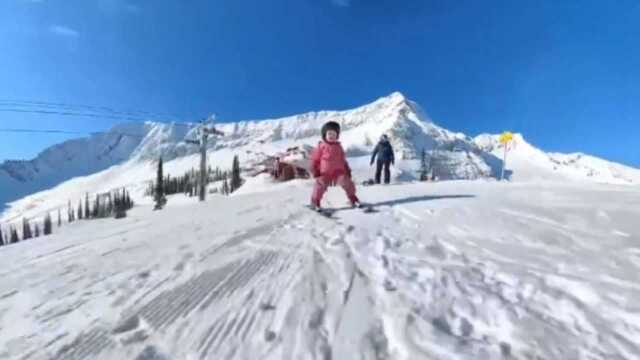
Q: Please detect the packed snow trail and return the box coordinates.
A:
[0,181,639,359]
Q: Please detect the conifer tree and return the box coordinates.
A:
[222,178,230,195]
[154,157,166,210]
[10,227,19,244]
[93,194,100,218]
[115,201,126,219]
[107,195,113,216]
[68,200,73,223]
[419,147,429,181]
[34,224,40,237]
[22,218,32,240]
[78,201,83,220]
[0,225,4,246]
[84,193,90,219]
[231,155,242,193]
[44,213,53,235]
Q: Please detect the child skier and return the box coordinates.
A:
[310,121,361,210]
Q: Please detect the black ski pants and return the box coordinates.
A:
[375,160,391,184]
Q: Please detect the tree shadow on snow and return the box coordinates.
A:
[370,194,475,208]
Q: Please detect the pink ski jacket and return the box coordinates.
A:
[310,140,351,179]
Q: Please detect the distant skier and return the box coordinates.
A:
[370,134,395,184]
[310,121,361,210]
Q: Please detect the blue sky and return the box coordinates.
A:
[0,0,638,167]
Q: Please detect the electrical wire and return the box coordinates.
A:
[0,108,205,131]
[0,108,153,122]
[0,128,155,139]
[0,98,183,121]
[0,100,218,147]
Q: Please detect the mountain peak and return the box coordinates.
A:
[388,91,407,101]
[376,91,408,107]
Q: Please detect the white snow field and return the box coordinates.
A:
[1,179,639,360]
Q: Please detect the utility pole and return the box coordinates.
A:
[186,116,224,201]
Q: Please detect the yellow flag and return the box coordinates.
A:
[499,131,513,145]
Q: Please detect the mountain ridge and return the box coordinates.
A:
[1,92,639,219]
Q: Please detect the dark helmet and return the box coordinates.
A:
[380,134,389,142]
[321,121,341,141]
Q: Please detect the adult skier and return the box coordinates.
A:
[370,134,395,184]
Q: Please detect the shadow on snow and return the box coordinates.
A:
[370,194,476,208]
[327,194,476,212]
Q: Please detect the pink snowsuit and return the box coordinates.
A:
[310,140,359,206]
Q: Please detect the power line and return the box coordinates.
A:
[0,128,87,135]
[0,108,152,122]
[0,99,183,121]
[0,120,208,139]
[0,128,148,139]
[0,98,218,130]
[0,107,203,128]
[0,100,215,142]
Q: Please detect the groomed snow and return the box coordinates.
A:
[1,179,638,359]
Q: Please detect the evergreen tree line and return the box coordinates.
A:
[148,155,244,205]
[0,225,20,246]
[145,166,231,198]
[215,155,244,196]
[70,190,134,221]
[0,189,134,247]
[0,213,54,246]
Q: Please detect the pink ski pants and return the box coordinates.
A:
[311,174,358,205]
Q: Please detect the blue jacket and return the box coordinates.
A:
[371,140,395,164]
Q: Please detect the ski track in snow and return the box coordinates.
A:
[0,181,639,359]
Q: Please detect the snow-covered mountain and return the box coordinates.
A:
[474,133,640,185]
[0,92,494,216]
[0,123,194,211]
[2,92,639,224]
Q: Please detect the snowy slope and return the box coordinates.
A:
[0,122,195,211]
[474,133,640,185]
[0,180,639,359]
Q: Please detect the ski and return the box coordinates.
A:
[306,203,376,216]
[355,203,377,213]
[305,205,336,218]
[361,205,377,213]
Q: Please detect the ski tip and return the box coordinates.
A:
[305,204,335,217]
